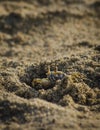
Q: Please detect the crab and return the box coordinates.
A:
[32,66,66,89]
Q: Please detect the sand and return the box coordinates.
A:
[0,0,100,130]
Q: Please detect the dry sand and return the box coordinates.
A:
[0,0,100,130]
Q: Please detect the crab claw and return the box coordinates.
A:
[32,78,51,90]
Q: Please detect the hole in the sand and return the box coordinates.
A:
[19,63,68,104]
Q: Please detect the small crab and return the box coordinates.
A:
[46,66,66,82]
[32,66,66,89]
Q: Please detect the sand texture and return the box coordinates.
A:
[0,0,100,130]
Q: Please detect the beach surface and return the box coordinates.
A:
[0,0,100,130]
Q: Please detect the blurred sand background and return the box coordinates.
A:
[0,0,100,130]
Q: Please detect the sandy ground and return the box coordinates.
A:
[0,0,100,130]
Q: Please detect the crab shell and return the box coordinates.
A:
[47,71,66,81]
